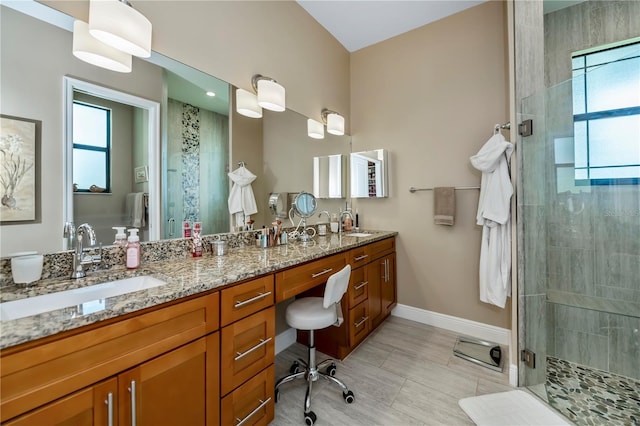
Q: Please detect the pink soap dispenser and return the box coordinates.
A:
[126,228,141,269]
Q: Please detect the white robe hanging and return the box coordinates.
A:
[470,133,513,308]
[228,165,258,228]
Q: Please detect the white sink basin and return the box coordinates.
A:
[347,233,372,237]
[1,276,167,321]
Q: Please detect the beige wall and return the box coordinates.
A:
[350,1,511,328]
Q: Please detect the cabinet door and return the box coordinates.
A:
[5,378,117,426]
[367,257,384,329]
[119,334,219,426]
[381,253,397,317]
[348,266,368,308]
[348,301,370,347]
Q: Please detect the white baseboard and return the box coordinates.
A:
[275,327,296,355]
[391,304,511,346]
[509,364,518,387]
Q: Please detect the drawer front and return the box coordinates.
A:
[221,275,274,327]
[275,253,347,302]
[0,292,219,423]
[349,246,370,268]
[348,266,368,308]
[221,365,274,426]
[368,237,395,260]
[349,302,370,347]
[220,365,275,425]
[221,307,275,396]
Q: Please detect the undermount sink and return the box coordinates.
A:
[0,275,168,321]
[347,232,372,237]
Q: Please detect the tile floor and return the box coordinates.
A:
[271,316,514,425]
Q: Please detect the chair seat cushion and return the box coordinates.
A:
[286,297,337,330]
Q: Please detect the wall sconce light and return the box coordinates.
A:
[89,0,152,58]
[307,118,325,139]
[236,88,263,118]
[251,74,286,112]
[322,109,345,136]
[72,20,132,73]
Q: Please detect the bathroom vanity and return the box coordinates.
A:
[0,232,396,425]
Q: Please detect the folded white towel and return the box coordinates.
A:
[126,192,146,228]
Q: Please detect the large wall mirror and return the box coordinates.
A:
[0,1,352,256]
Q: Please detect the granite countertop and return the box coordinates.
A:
[0,230,396,350]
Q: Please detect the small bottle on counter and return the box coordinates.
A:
[330,213,339,233]
[112,226,127,247]
[354,209,360,232]
[192,222,203,257]
[126,228,141,269]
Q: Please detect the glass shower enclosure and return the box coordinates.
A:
[518,46,640,423]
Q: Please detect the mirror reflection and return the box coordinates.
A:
[350,149,388,198]
[313,154,346,199]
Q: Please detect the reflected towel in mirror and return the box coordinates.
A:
[228,165,258,227]
[126,192,146,227]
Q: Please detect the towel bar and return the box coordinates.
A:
[409,186,480,193]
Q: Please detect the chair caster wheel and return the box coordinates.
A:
[343,390,355,404]
[326,363,337,376]
[304,410,317,425]
[290,361,301,374]
[274,388,280,403]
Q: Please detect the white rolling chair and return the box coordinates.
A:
[275,264,355,425]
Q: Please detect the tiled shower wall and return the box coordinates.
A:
[541,1,640,381]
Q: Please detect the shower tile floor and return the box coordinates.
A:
[545,356,640,425]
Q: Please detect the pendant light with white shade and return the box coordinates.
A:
[89,0,152,58]
[72,20,132,73]
[236,74,286,118]
[236,88,263,118]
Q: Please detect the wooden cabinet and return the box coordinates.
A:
[220,278,275,425]
[4,378,117,426]
[369,252,396,329]
[299,237,396,360]
[118,334,219,426]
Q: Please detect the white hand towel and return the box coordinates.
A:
[126,192,146,228]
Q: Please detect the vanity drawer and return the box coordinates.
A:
[349,246,370,268]
[221,365,274,426]
[221,275,274,327]
[275,253,347,302]
[367,237,395,260]
[221,307,275,396]
[348,266,368,308]
[349,302,370,347]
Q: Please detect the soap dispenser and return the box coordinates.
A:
[126,228,141,269]
[112,227,127,247]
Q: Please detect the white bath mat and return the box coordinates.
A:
[458,390,571,425]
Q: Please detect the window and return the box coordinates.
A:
[72,102,111,192]
[572,41,640,185]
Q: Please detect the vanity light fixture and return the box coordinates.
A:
[322,109,345,136]
[251,74,286,112]
[89,0,152,58]
[307,118,325,139]
[72,20,132,73]
[236,88,263,118]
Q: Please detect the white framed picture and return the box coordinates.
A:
[134,165,149,183]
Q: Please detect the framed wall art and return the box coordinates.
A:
[1,114,41,224]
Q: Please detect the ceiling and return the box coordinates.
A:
[296,0,587,52]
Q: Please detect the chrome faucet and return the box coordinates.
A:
[338,209,354,236]
[71,223,99,279]
[318,210,331,222]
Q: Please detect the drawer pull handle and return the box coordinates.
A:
[354,281,368,290]
[235,397,272,426]
[311,268,333,278]
[354,254,369,261]
[235,291,272,308]
[105,392,114,426]
[354,316,369,328]
[235,337,273,361]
